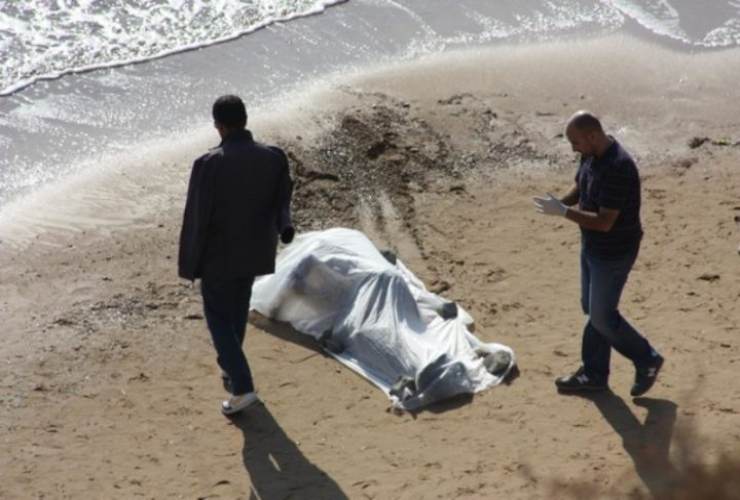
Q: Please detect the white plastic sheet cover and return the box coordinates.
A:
[251,228,516,410]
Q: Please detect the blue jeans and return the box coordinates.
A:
[201,276,256,395]
[580,246,655,382]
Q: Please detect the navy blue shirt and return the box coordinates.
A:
[576,139,643,258]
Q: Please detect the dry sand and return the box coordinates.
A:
[1,36,739,499]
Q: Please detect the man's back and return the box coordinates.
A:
[178,129,292,281]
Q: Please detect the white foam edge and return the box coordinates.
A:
[0,0,348,97]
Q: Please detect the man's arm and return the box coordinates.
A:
[564,206,620,232]
[560,183,580,206]
[269,147,295,243]
[534,191,620,232]
[277,165,294,243]
[178,155,216,280]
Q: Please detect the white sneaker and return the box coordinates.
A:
[221,392,260,415]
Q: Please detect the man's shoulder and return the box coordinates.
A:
[612,142,637,168]
[258,143,288,161]
[247,142,288,168]
[194,147,224,167]
[601,142,637,179]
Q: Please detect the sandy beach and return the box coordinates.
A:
[2,36,740,499]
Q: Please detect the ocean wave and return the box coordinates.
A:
[603,0,740,47]
[2,0,740,98]
[0,0,347,97]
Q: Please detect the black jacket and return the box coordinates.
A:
[178,129,293,281]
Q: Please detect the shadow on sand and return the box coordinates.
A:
[230,403,348,500]
[250,312,325,356]
[564,390,679,497]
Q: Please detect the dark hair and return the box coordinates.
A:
[569,112,603,133]
[212,95,247,129]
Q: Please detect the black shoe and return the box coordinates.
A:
[555,366,608,393]
[631,355,664,397]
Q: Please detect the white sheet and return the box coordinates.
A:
[251,228,515,410]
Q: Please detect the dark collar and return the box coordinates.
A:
[219,128,254,146]
[596,136,618,160]
[588,136,619,169]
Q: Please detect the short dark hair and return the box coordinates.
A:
[568,112,603,133]
[212,95,247,129]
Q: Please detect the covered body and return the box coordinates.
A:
[251,228,515,410]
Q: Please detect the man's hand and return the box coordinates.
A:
[533,193,567,217]
[280,226,295,244]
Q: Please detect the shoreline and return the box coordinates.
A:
[2,34,740,499]
[0,1,349,98]
[4,0,740,213]
[4,34,740,249]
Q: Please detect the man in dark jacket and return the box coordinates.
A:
[179,95,294,415]
[534,111,663,397]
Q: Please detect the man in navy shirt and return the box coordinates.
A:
[534,111,663,397]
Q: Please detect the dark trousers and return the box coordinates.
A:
[580,246,656,382]
[201,275,256,395]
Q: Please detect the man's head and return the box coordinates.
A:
[213,95,247,137]
[565,111,609,157]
